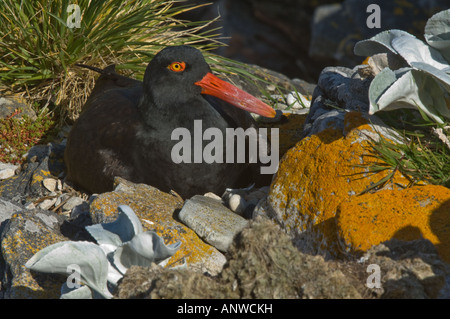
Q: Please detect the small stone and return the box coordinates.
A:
[0,163,18,180]
[203,192,222,200]
[38,198,57,210]
[42,178,57,193]
[286,92,311,109]
[178,195,249,252]
[228,194,246,215]
[62,196,85,211]
[54,193,70,207]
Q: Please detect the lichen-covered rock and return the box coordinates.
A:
[0,209,68,298]
[89,178,226,275]
[115,218,362,299]
[337,185,450,263]
[0,141,66,206]
[256,111,412,258]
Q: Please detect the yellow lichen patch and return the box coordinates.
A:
[89,179,225,274]
[1,211,67,298]
[267,112,411,257]
[337,185,450,263]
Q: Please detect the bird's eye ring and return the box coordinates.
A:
[168,61,186,72]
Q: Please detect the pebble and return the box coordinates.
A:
[178,195,249,252]
[38,198,57,210]
[62,196,85,211]
[286,92,311,109]
[0,163,18,180]
[223,186,270,217]
[228,194,247,215]
[43,178,58,192]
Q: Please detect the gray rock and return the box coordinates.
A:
[0,163,18,180]
[0,95,37,120]
[0,198,23,236]
[0,209,68,299]
[178,195,249,252]
[0,140,66,206]
[301,65,403,143]
[62,196,85,212]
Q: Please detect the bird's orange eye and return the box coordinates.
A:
[168,61,186,72]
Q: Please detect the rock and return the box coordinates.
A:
[0,198,23,235]
[115,263,235,299]
[178,195,249,252]
[61,196,85,212]
[337,185,450,263]
[228,194,247,215]
[361,238,450,299]
[302,65,371,138]
[0,94,37,120]
[115,218,362,299]
[0,209,68,298]
[89,177,226,276]
[38,198,57,210]
[0,163,18,180]
[309,0,449,68]
[0,141,66,206]
[255,112,412,258]
[42,178,58,193]
[222,185,270,217]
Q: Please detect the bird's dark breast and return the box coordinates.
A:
[132,106,250,198]
[65,88,250,198]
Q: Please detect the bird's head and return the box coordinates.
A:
[142,45,276,118]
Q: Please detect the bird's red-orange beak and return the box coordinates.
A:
[195,72,276,118]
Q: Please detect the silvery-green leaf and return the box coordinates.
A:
[368,67,397,109]
[113,231,181,274]
[85,224,122,255]
[60,283,93,299]
[392,35,449,70]
[354,29,413,57]
[369,67,411,112]
[424,9,450,63]
[372,69,446,123]
[96,205,143,243]
[410,61,450,90]
[106,257,124,286]
[25,241,113,299]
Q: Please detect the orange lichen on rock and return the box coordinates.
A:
[266,111,411,257]
[337,185,450,263]
[89,178,226,275]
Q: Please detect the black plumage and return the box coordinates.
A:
[65,46,275,198]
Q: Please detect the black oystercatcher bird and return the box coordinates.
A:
[65,45,276,198]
